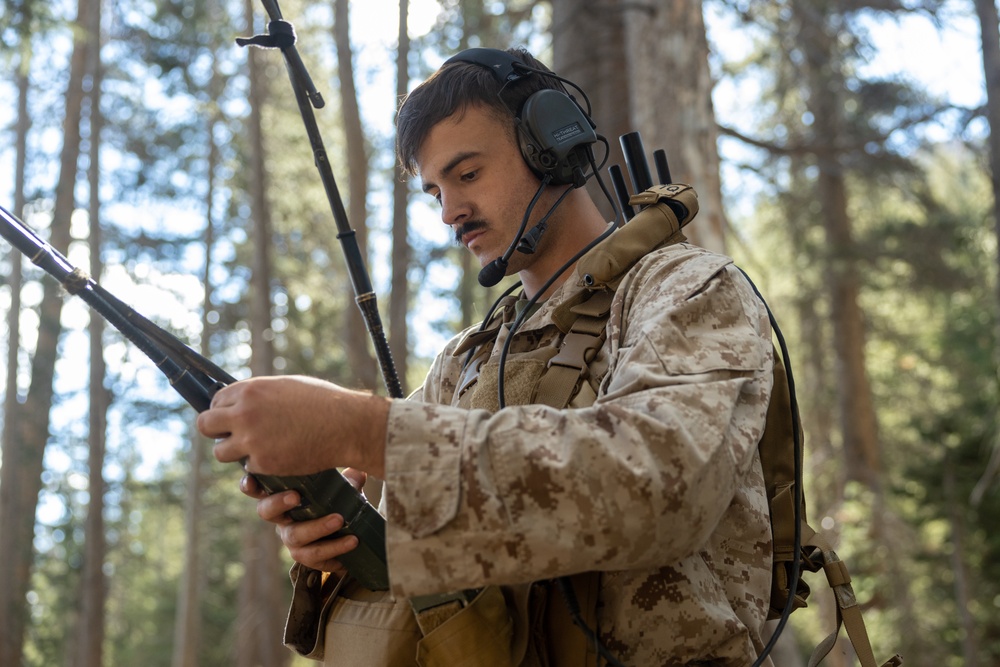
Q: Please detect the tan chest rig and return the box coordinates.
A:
[453,288,612,415]
[422,182,900,667]
[415,186,697,666]
[454,184,697,416]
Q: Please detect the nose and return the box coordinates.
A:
[440,189,472,228]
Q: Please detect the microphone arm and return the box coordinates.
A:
[478,174,553,287]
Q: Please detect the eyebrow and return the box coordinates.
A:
[421,151,481,193]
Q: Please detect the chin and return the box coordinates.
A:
[468,245,495,268]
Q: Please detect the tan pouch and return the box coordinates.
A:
[415,586,520,667]
[323,579,421,666]
[322,582,526,667]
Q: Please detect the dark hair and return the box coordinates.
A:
[395,47,568,177]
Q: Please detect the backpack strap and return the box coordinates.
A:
[804,533,904,667]
[761,347,817,619]
[743,269,902,666]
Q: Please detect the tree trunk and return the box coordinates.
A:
[171,100,222,667]
[2,6,30,529]
[550,0,630,223]
[792,0,882,492]
[0,1,92,664]
[335,0,378,391]
[785,163,844,508]
[389,0,411,399]
[972,0,1000,505]
[944,456,980,666]
[75,1,109,662]
[236,3,287,666]
[622,0,726,252]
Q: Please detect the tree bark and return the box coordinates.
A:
[236,3,287,666]
[389,0,411,399]
[972,0,1000,505]
[792,0,883,491]
[1,2,30,539]
[171,90,222,667]
[335,0,378,391]
[75,1,109,663]
[550,0,631,223]
[944,456,980,666]
[622,0,726,252]
[0,1,92,664]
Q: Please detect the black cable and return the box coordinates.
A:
[491,151,621,666]
[460,280,523,373]
[496,151,620,409]
[478,174,553,287]
[555,578,626,667]
[739,269,804,667]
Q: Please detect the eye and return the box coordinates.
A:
[460,170,478,182]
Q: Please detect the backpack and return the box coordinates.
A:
[621,186,904,667]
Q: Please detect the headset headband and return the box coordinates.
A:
[443,47,530,85]
[441,47,597,191]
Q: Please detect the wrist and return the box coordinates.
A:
[353,392,389,478]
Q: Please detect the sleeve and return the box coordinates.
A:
[382,255,773,598]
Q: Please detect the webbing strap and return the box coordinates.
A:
[534,290,614,408]
[804,538,903,667]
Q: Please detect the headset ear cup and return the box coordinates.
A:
[516,122,551,179]
[516,89,597,187]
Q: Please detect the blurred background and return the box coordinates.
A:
[0,0,997,665]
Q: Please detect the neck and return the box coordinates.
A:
[518,188,609,299]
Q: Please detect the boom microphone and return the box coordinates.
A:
[478,256,509,287]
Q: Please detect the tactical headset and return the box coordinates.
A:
[443,47,599,188]
[442,48,609,287]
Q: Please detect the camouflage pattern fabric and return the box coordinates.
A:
[381,241,776,666]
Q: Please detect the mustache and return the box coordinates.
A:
[454,220,487,244]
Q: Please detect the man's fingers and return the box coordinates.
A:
[341,467,367,492]
[255,489,301,521]
[287,532,360,573]
[212,438,241,464]
[209,383,240,408]
[278,514,345,549]
[196,409,232,441]
[240,473,266,499]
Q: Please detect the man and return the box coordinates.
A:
[198,47,775,666]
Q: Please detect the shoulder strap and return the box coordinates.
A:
[803,534,904,667]
[534,289,614,409]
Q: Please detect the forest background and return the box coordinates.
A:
[0,0,998,666]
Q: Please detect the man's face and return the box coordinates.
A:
[416,105,558,272]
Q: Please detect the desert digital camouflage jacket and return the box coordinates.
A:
[381,239,776,666]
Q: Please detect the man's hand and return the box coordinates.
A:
[197,375,389,478]
[242,468,369,574]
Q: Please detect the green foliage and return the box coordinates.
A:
[718,0,998,662]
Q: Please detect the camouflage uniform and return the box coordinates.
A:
[286,216,775,666]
